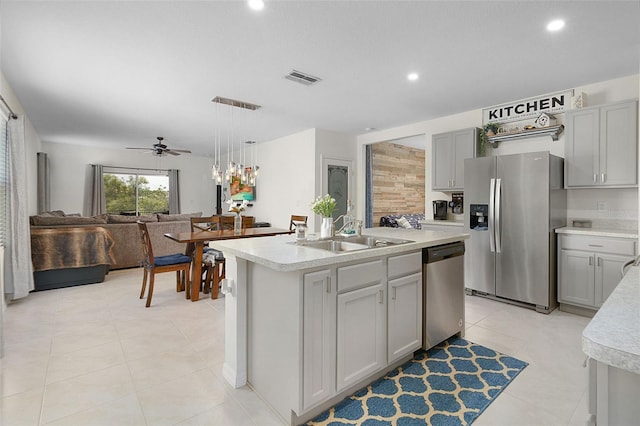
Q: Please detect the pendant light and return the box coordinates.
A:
[211,96,261,186]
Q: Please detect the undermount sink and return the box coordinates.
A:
[297,235,414,253]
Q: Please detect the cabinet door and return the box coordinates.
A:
[432,133,452,191]
[599,101,638,187]
[565,107,600,187]
[303,269,335,409]
[594,254,634,307]
[388,272,422,363]
[451,128,476,190]
[336,282,385,392]
[559,249,595,307]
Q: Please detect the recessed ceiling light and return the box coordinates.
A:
[365,127,376,132]
[546,19,565,32]
[407,72,419,82]
[248,0,264,11]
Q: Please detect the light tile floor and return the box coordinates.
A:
[1,268,591,425]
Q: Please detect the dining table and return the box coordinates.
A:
[164,227,293,301]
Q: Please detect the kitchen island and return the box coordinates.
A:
[582,264,640,425]
[210,227,468,425]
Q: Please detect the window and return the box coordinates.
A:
[0,117,7,246]
[103,168,170,215]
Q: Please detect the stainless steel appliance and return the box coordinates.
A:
[423,242,465,349]
[463,151,566,313]
[432,200,448,220]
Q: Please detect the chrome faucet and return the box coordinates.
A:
[334,214,362,236]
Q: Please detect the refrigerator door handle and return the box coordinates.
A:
[495,178,502,253]
[489,178,496,253]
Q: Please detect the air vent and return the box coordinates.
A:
[284,70,321,86]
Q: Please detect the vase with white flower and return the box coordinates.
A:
[310,194,337,238]
[227,199,248,234]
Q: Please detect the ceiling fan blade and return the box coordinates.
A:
[169,149,191,154]
[126,147,154,150]
[165,150,181,156]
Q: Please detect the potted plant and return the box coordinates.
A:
[479,123,501,156]
[310,194,337,238]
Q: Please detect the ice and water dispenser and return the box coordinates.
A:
[469,204,488,231]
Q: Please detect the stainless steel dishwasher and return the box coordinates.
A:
[423,242,465,350]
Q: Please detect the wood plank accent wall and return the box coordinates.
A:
[372,142,425,227]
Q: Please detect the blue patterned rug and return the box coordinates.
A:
[306,337,527,426]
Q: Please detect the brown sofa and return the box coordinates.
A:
[30,211,202,270]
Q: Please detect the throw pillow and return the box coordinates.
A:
[31,215,108,226]
[157,212,203,222]
[107,214,158,223]
[397,216,413,229]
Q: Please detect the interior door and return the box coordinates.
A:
[323,158,352,221]
[495,152,550,307]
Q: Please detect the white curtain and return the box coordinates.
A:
[168,169,180,214]
[5,116,34,300]
[89,164,105,216]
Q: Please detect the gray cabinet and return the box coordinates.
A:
[565,100,638,188]
[336,260,386,392]
[558,234,636,310]
[432,128,478,191]
[302,269,335,410]
[388,272,422,362]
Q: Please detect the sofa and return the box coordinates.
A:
[379,213,425,230]
[30,211,202,271]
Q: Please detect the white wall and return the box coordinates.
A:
[40,127,356,233]
[42,141,216,216]
[239,129,316,230]
[357,74,640,227]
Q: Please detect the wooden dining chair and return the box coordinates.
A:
[190,216,226,299]
[220,215,235,230]
[290,215,308,231]
[191,215,222,232]
[137,221,191,307]
[241,215,255,228]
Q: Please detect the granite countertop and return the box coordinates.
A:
[419,219,464,227]
[582,265,640,374]
[209,227,469,272]
[555,227,638,239]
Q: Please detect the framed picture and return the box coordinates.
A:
[230,168,255,201]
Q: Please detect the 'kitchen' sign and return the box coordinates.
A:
[482,89,574,124]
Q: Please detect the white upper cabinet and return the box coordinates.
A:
[565,100,638,188]
[432,128,478,191]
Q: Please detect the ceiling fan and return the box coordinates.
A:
[126,137,192,156]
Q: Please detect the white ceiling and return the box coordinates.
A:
[2,1,639,157]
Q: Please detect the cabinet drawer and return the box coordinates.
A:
[560,235,636,256]
[337,259,384,293]
[388,251,422,279]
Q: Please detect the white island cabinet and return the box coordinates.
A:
[210,228,467,425]
[583,266,640,426]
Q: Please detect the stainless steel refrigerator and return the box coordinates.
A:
[463,151,566,313]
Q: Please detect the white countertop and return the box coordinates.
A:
[582,265,640,374]
[555,227,638,239]
[419,219,464,227]
[209,227,469,272]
